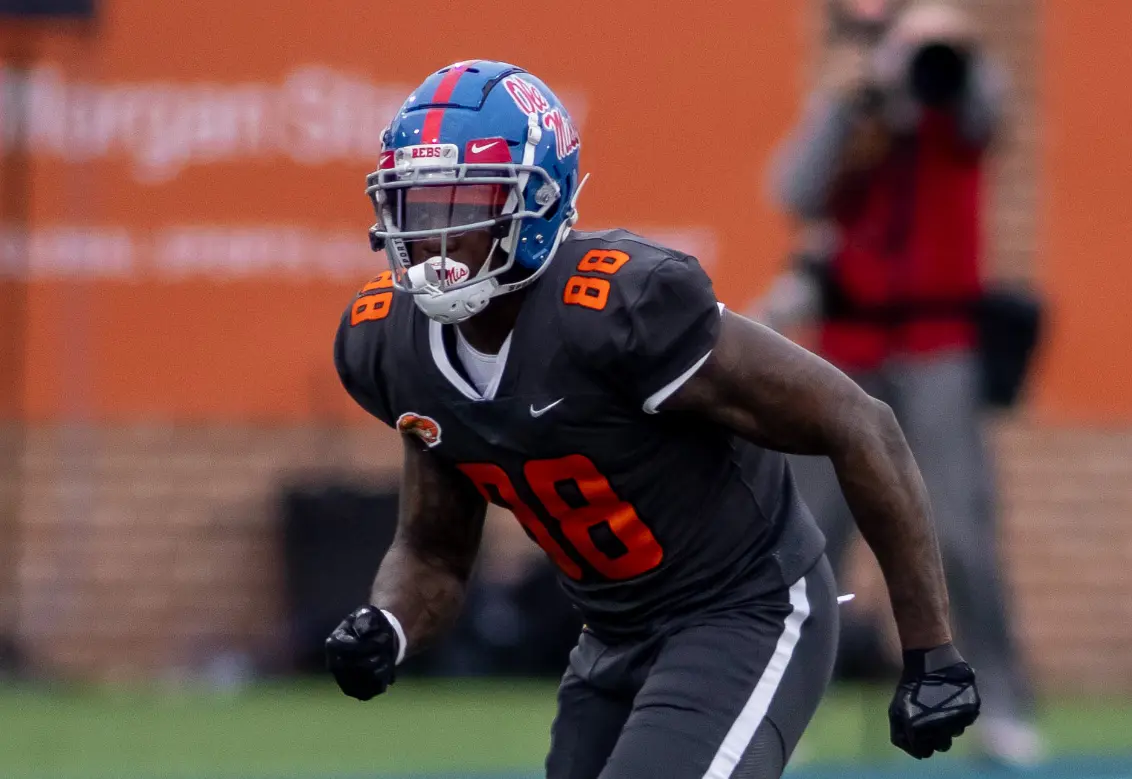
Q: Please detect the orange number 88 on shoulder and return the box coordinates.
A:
[350,271,395,326]
[562,250,631,311]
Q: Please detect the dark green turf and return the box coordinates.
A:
[0,679,1128,779]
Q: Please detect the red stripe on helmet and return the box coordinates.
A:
[420,61,477,144]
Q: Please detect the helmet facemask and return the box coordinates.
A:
[366,147,564,323]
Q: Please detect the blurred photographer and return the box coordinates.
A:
[758,0,1044,766]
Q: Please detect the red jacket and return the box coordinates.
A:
[820,109,984,372]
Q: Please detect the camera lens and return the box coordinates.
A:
[909,43,969,106]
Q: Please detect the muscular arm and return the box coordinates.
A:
[371,436,487,656]
[665,311,951,650]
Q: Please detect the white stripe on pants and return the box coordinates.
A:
[701,576,810,779]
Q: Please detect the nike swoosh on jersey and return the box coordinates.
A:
[529,399,564,417]
[470,141,501,154]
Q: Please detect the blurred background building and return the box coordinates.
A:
[0,1,1130,777]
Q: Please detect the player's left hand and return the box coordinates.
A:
[888,642,981,759]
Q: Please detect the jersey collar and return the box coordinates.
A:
[428,319,512,401]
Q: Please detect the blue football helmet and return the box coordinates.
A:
[366,60,585,324]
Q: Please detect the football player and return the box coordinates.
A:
[326,60,979,779]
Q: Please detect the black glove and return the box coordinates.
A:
[889,643,981,759]
[325,605,401,701]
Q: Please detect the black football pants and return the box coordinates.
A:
[545,556,838,779]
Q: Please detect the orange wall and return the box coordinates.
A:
[1,0,804,422]
[1033,0,1132,422]
[3,1,1131,423]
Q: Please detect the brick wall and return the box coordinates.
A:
[6,420,1131,691]
[996,423,1132,691]
[10,424,403,682]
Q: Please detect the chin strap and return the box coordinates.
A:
[566,172,591,230]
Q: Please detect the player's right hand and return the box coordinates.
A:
[325,606,400,701]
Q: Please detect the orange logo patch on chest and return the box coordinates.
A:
[396,412,442,447]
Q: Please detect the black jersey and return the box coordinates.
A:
[335,229,825,639]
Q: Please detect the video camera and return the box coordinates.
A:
[829,0,970,107]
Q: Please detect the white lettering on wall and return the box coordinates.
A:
[0,65,589,185]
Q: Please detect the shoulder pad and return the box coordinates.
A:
[334,272,397,426]
[553,231,721,408]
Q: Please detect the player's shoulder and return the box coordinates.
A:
[335,271,397,358]
[547,228,718,365]
[550,228,716,313]
[554,227,703,280]
[334,271,404,425]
